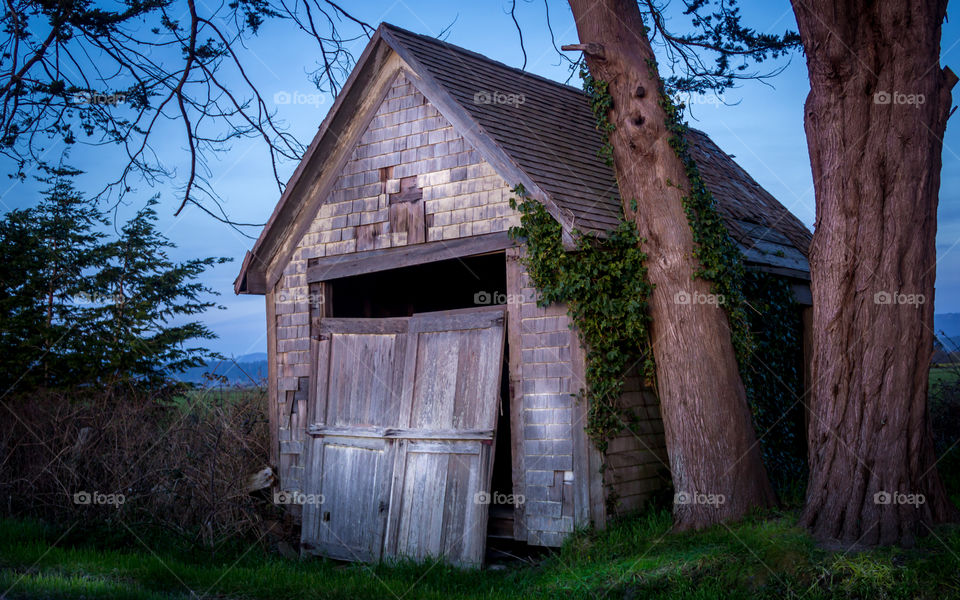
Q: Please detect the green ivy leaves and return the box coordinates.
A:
[581,66,616,167]
[510,69,802,479]
[509,186,654,452]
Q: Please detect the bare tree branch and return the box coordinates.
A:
[0,0,370,229]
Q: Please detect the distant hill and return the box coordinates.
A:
[171,352,269,386]
[935,313,960,349]
[170,318,960,384]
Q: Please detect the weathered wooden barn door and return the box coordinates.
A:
[301,318,410,562]
[384,308,506,566]
[301,307,506,566]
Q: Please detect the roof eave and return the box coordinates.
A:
[234,27,391,295]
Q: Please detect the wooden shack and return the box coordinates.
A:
[235,23,813,566]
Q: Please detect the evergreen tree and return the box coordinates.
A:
[0,174,228,392]
[90,198,230,388]
[0,169,108,388]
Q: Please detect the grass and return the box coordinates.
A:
[163,385,265,413]
[2,511,959,599]
[930,365,960,387]
[2,370,956,599]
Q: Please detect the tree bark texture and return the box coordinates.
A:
[568,0,776,530]
[791,0,958,546]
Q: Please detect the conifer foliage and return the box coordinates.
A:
[0,170,229,392]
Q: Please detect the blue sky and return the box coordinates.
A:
[2,1,959,356]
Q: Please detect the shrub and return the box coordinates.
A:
[0,386,276,550]
[929,351,960,496]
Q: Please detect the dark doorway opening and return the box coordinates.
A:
[487,352,515,539]
[328,252,506,318]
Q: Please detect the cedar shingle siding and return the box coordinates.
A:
[272,73,520,494]
[238,22,812,555]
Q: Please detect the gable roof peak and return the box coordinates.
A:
[235,21,811,294]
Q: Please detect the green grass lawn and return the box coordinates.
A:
[2,511,959,599]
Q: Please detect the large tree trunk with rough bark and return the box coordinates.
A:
[791,0,958,547]
[567,0,775,529]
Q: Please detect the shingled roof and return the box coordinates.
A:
[381,24,811,275]
[236,23,811,294]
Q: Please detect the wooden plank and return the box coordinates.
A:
[310,281,330,322]
[792,282,813,306]
[392,429,493,441]
[388,175,426,245]
[299,435,324,553]
[383,438,409,556]
[568,321,594,529]
[306,231,516,282]
[300,302,330,552]
[317,317,410,335]
[472,426,494,562]
[265,289,279,476]
[408,306,505,334]
[746,262,811,281]
[396,322,419,430]
[570,314,606,529]
[504,249,527,541]
[409,330,460,429]
[305,340,320,428]
[440,449,470,558]
[308,281,333,428]
[308,425,495,441]
[356,222,387,252]
[393,450,450,559]
[402,440,484,454]
[407,198,425,244]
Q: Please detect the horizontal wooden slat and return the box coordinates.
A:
[409,306,506,333]
[307,424,494,441]
[307,231,517,282]
[401,440,485,454]
[791,282,813,305]
[317,317,410,335]
[746,262,812,282]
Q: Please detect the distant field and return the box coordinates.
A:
[165,386,266,411]
[930,365,960,387]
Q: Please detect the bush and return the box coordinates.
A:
[929,358,960,496]
[0,386,276,550]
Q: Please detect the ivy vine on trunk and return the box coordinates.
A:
[515,7,804,529]
[509,186,807,499]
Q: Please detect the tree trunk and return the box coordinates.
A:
[567,0,775,529]
[791,0,958,547]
